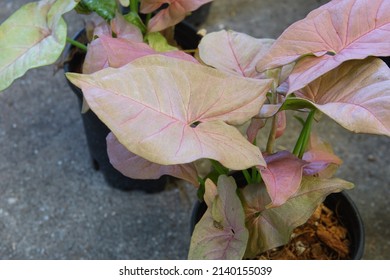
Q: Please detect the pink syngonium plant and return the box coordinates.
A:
[65,0,390,259]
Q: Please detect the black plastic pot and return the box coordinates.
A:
[64,22,201,192]
[122,3,212,27]
[380,56,390,67]
[185,2,212,27]
[191,191,365,259]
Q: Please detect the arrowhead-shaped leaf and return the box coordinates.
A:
[188,176,249,260]
[297,58,390,136]
[106,132,199,186]
[259,151,307,207]
[257,0,390,93]
[0,0,79,91]
[67,55,272,169]
[199,30,274,78]
[240,176,354,258]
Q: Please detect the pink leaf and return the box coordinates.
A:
[100,35,198,68]
[83,15,144,74]
[259,151,307,207]
[199,30,274,78]
[106,132,199,186]
[188,176,249,259]
[91,20,111,38]
[297,58,390,136]
[257,0,390,93]
[101,36,155,67]
[83,33,197,74]
[110,12,143,42]
[141,0,213,32]
[275,110,286,139]
[82,38,109,74]
[66,55,272,170]
[246,118,265,144]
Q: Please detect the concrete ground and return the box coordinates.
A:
[0,0,389,259]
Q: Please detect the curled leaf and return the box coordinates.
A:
[303,134,342,178]
[259,151,307,207]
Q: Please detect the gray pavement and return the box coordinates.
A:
[0,0,389,259]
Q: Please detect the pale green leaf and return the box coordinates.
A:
[0,0,79,91]
[145,32,178,52]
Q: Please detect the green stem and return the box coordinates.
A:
[242,169,252,185]
[130,0,139,13]
[66,37,87,52]
[145,13,152,26]
[293,109,316,158]
[210,160,228,176]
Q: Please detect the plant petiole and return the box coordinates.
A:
[210,160,228,176]
[242,169,252,185]
[293,109,316,158]
[130,0,139,14]
[66,37,87,52]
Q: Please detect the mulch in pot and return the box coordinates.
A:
[254,203,350,260]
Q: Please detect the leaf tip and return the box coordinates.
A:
[65,72,84,88]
